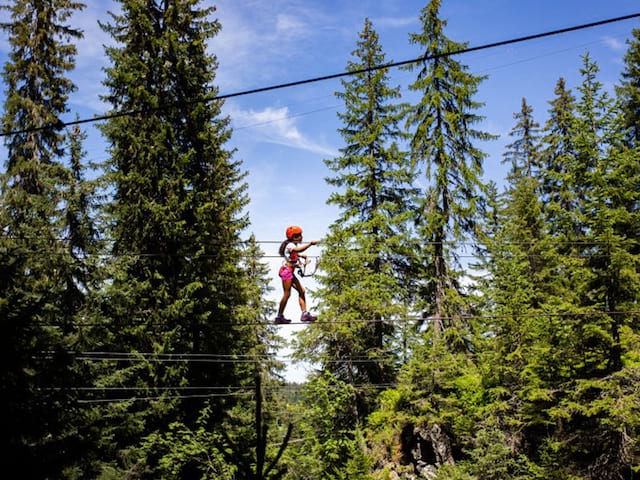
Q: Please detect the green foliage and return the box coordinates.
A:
[282,373,378,479]
[333,429,375,480]
[365,1,494,476]
[0,0,100,477]
[462,420,537,480]
[1,2,640,479]
[139,407,236,479]
[469,49,640,480]
[616,26,640,147]
[295,18,414,446]
[92,0,259,475]
[366,388,412,459]
[404,0,494,339]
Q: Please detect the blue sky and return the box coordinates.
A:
[1,0,639,381]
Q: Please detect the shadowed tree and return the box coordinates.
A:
[95,0,260,476]
[293,18,415,478]
[386,0,495,472]
[0,0,92,477]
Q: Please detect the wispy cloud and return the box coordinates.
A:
[210,3,305,91]
[68,3,115,113]
[374,16,417,28]
[229,104,337,157]
[209,1,332,92]
[602,35,626,52]
[275,13,307,37]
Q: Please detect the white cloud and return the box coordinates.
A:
[375,16,417,28]
[209,1,332,92]
[68,3,115,112]
[230,104,337,156]
[210,3,305,91]
[276,13,307,37]
[602,35,626,52]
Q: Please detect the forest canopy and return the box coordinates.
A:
[0,1,639,479]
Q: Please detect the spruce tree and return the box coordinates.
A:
[404,0,494,337]
[0,0,89,477]
[540,77,578,238]
[553,54,640,477]
[300,16,413,417]
[59,123,107,477]
[385,0,494,471]
[502,98,541,181]
[474,100,562,478]
[508,53,640,479]
[293,17,415,477]
[0,1,105,478]
[135,236,288,479]
[616,26,640,147]
[95,0,257,475]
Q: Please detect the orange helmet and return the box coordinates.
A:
[286,225,303,239]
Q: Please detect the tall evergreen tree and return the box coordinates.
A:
[379,0,495,473]
[293,17,415,477]
[496,53,640,479]
[553,54,640,477]
[136,236,289,480]
[404,0,494,338]
[616,26,640,147]
[304,17,413,411]
[540,77,578,238]
[502,98,541,182]
[59,122,107,477]
[472,100,566,479]
[95,0,257,475]
[0,0,90,477]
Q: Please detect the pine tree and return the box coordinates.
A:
[0,0,90,477]
[540,77,578,238]
[404,0,494,338]
[502,98,541,182]
[136,236,290,479]
[58,122,108,477]
[533,78,591,401]
[507,53,640,479]
[474,100,561,478]
[298,17,414,423]
[292,17,415,477]
[554,54,640,478]
[384,0,494,471]
[95,0,257,475]
[616,26,640,147]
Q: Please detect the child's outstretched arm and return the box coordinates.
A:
[292,240,318,253]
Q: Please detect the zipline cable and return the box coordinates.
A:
[29,309,640,328]
[1,13,638,138]
[41,352,401,364]
[71,383,399,404]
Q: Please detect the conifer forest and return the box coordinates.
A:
[1,0,640,479]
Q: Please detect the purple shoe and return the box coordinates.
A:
[275,315,291,324]
[301,311,317,323]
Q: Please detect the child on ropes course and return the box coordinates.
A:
[275,225,318,324]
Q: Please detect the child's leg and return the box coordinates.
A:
[292,277,306,312]
[278,279,292,316]
[278,267,294,316]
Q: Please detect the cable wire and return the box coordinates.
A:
[73,383,399,404]
[1,13,638,138]
[29,309,640,328]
